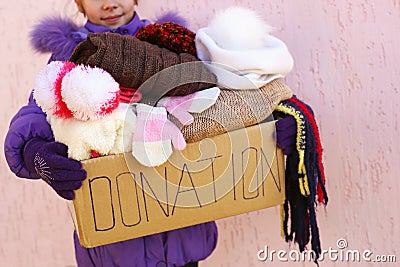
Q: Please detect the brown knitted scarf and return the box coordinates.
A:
[69,32,216,104]
[176,79,293,143]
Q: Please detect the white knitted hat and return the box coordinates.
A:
[194,7,294,89]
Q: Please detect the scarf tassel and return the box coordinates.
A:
[274,95,328,263]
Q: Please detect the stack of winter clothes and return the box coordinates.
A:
[33,6,327,262]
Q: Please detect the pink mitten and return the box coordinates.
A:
[132,104,186,166]
[156,87,220,125]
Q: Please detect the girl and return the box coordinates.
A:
[4,0,217,266]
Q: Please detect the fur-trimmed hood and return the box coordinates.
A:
[29,12,188,61]
[30,16,86,61]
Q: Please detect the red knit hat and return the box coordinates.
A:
[136,22,197,57]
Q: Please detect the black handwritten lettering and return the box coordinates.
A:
[172,163,202,215]
[232,153,236,200]
[242,147,260,200]
[260,147,282,192]
[139,171,170,223]
[116,172,141,227]
[89,176,115,231]
[197,155,221,203]
[85,144,282,233]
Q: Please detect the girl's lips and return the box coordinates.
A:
[102,15,122,23]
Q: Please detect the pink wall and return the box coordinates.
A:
[1,0,399,266]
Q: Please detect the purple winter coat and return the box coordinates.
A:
[4,13,217,267]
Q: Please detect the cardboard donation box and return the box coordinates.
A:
[69,120,285,248]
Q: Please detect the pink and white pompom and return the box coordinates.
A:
[34,61,76,117]
[61,65,120,120]
[34,61,120,121]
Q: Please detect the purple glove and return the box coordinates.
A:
[23,138,87,200]
[275,116,297,155]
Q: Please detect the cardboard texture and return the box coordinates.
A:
[69,120,285,248]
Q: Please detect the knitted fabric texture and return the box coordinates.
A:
[119,86,142,104]
[273,95,328,262]
[136,22,197,57]
[69,32,216,104]
[177,79,293,143]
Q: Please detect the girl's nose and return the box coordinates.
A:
[102,0,118,10]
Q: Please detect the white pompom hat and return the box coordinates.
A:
[194,6,294,89]
[34,61,120,120]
